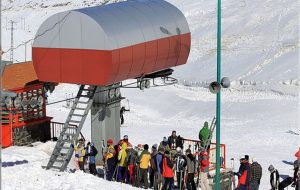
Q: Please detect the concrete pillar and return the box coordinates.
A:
[91,85,121,165]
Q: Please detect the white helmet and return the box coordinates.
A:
[176,147,182,153]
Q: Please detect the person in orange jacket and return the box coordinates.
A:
[162,150,174,190]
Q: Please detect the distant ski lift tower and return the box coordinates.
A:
[32,0,191,169]
[9,20,17,62]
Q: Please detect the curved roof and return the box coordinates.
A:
[33,0,190,50]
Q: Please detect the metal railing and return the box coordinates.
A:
[50,121,85,141]
[183,138,226,171]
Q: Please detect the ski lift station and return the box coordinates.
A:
[32,0,191,170]
[1,1,232,188]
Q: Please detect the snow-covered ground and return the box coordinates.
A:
[2,0,299,189]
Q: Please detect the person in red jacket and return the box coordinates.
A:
[234,158,251,190]
[199,150,210,190]
[162,150,174,190]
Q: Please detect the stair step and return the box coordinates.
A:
[69,120,81,124]
[72,114,85,117]
[77,101,89,104]
[82,88,95,91]
[74,107,86,111]
[55,159,65,163]
[79,95,92,98]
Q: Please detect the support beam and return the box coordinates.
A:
[91,85,121,165]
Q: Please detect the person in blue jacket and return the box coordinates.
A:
[86,142,98,175]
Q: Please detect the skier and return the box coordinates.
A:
[234,158,251,190]
[249,157,262,190]
[268,165,280,190]
[155,147,165,190]
[159,137,171,152]
[291,160,299,189]
[199,150,210,190]
[162,150,174,190]
[168,131,180,156]
[199,121,211,149]
[120,106,130,125]
[74,139,86,172]
[86,142,98,175]
[123,135,132,147]
[139,144,151,189]
[174,147,187,190]
[185,149,196,190]
[150,144,158,188]
[104,138,116,181]
[125,144,138,185]
[117,141,129,183]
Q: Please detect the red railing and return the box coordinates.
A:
[50,121,85,141]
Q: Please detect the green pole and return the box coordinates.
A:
[215,0,221,189]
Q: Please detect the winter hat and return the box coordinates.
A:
[176,147,182,153]
[268,165,275,172]
[123,135,128,140]
[163,137,168,142]
[107,139,113,144]
[204,121,208,128]
[152,144,158,150]
[144,144,149,150]
[252,157,257,163]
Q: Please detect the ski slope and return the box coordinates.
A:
[2,0,299,189]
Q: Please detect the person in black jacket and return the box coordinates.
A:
[292,160,299,189]
[86,142,98,175]
[268,165,280,190]
[168,131,184,156]
[249,158,262,190]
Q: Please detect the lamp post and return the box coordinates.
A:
[215,0,222,189]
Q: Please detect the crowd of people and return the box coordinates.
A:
[73,129,210,190]
[102,131,203,190]
[72,124,300,190]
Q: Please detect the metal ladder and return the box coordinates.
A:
[45,85,97,172]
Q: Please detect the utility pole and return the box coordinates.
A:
[9,20,16,63]
[23,41,30,62]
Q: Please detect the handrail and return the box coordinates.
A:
[50,121,85,142]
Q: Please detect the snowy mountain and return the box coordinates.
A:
[2,0,299,190]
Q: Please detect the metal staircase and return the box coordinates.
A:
[45,85,97,171]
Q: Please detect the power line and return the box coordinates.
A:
[3,12,72,56]
[46,81,138,106]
